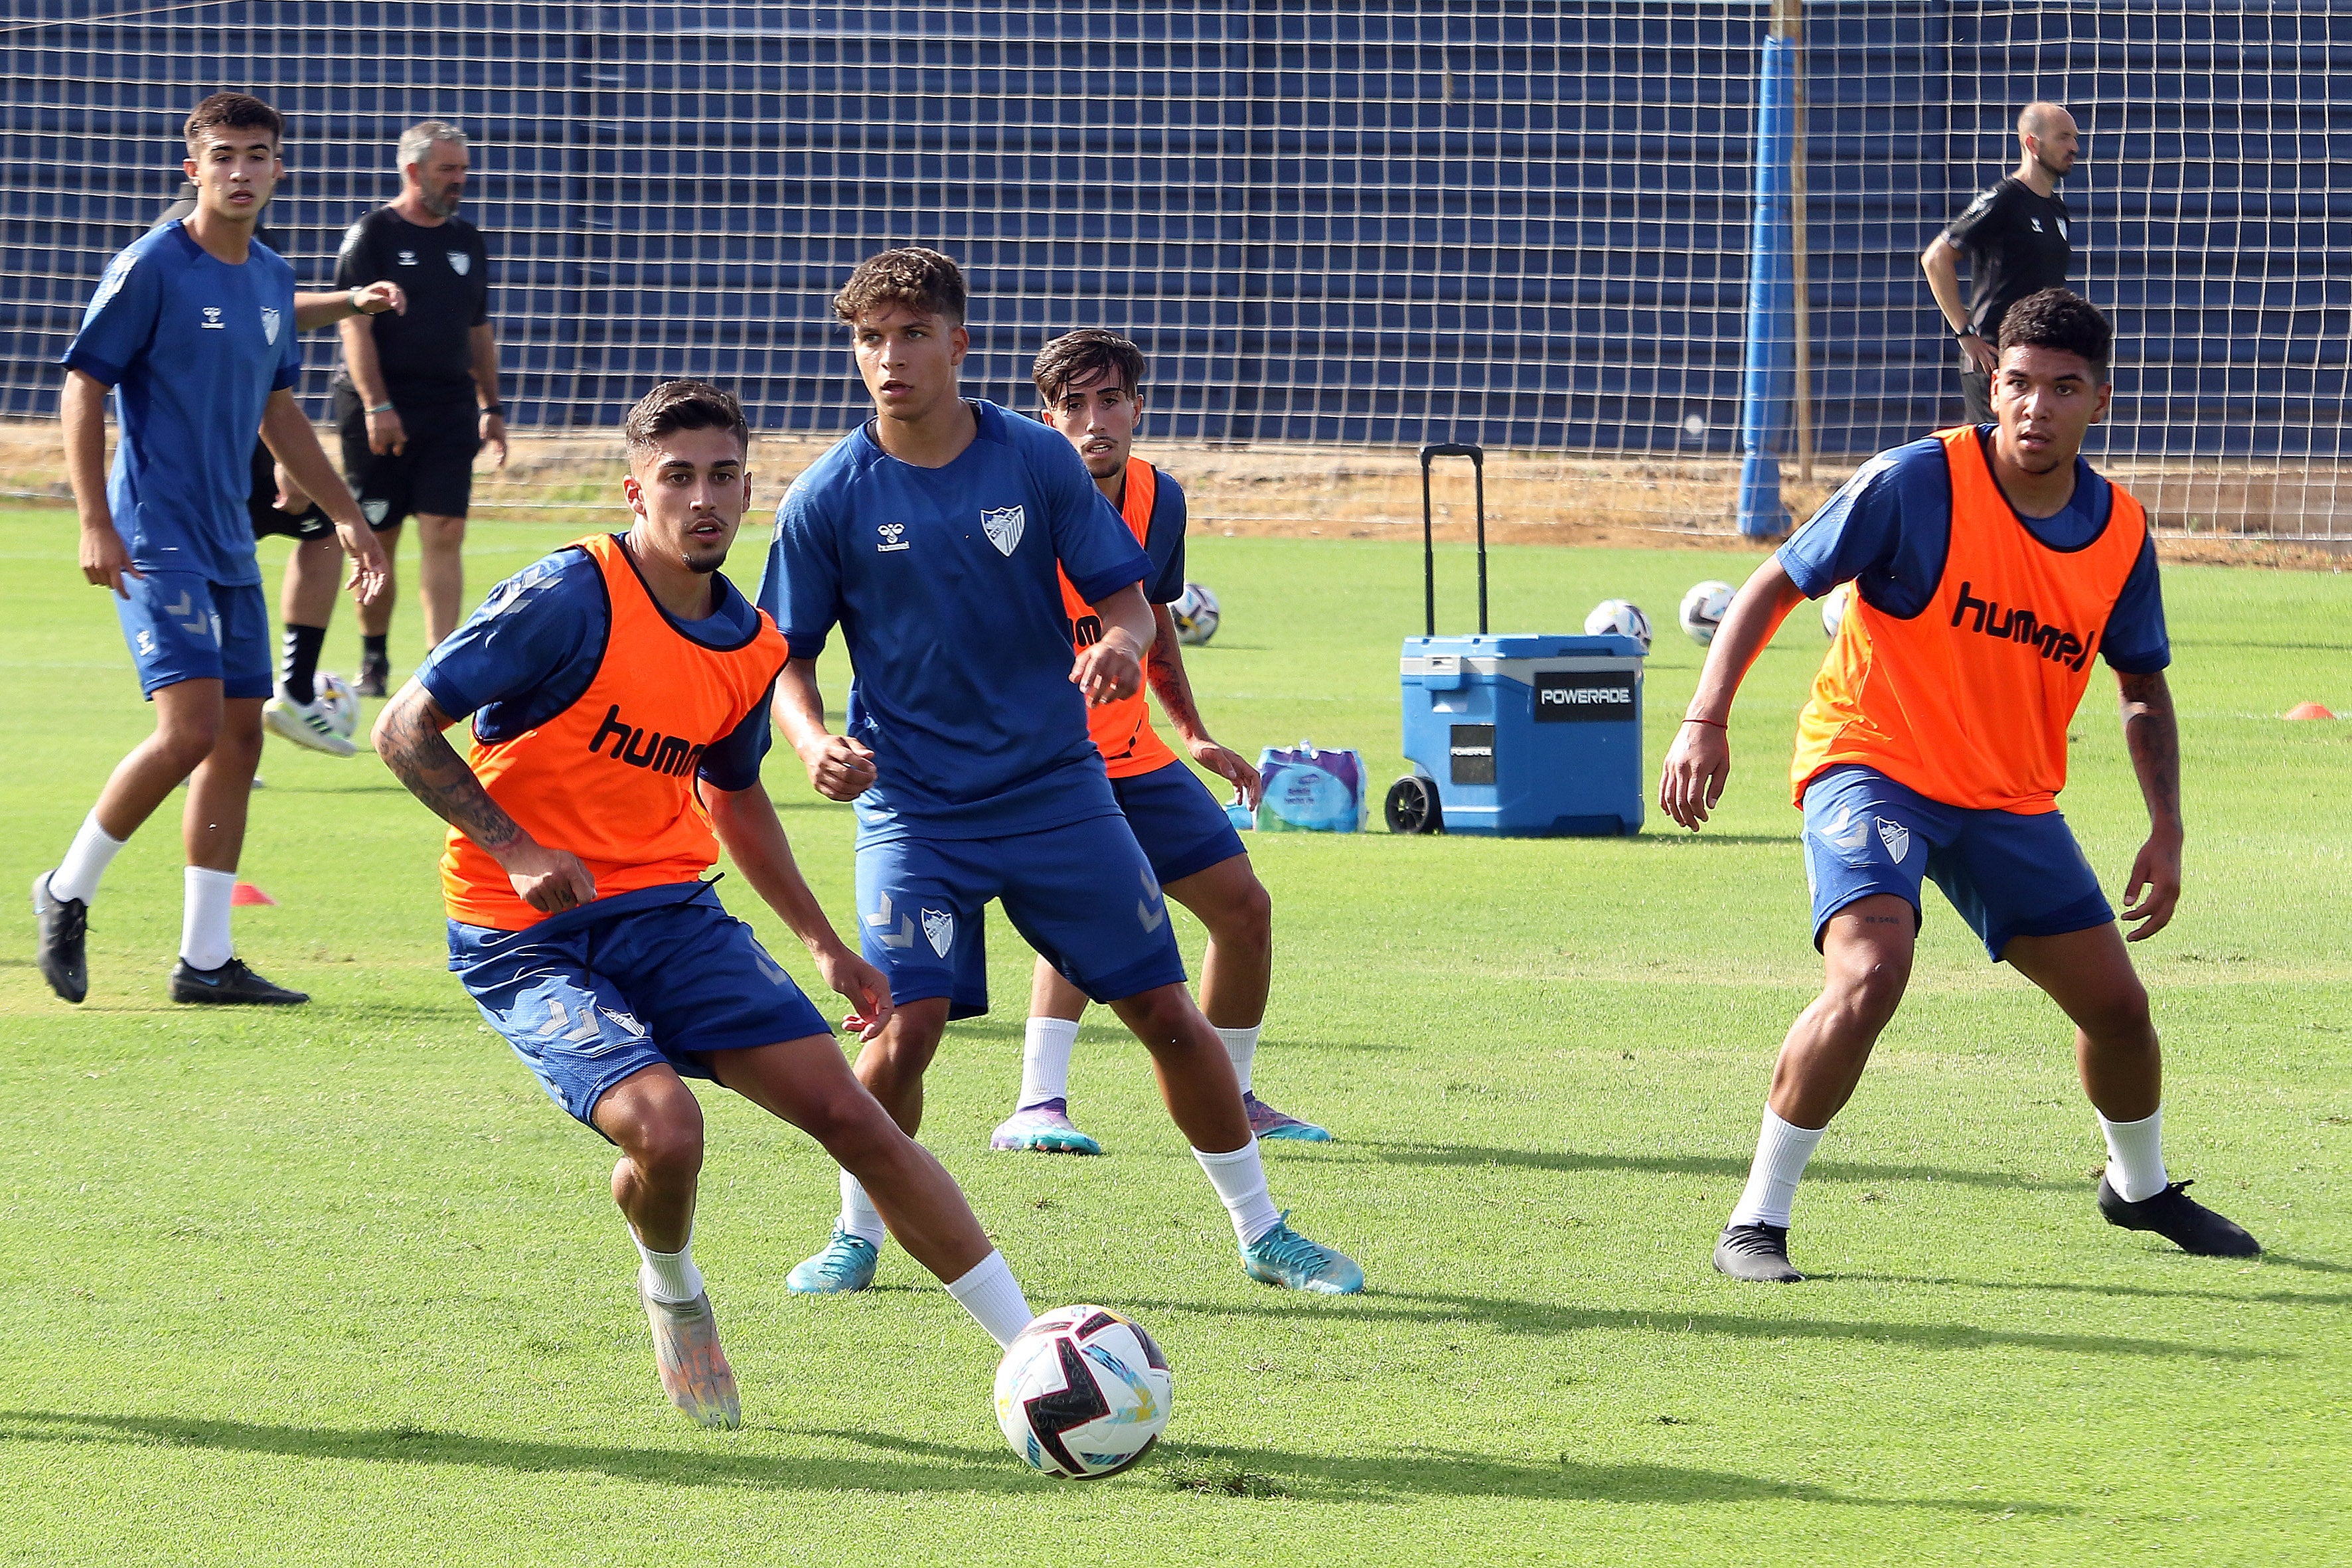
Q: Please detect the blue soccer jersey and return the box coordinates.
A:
[60,220,301,588]
[757,399,1153,840]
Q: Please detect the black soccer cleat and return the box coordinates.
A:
[170,957,309,1006]
[354,653,392,698]
[1713,1221,1805,1283]
[2097,1176,2260,1257]
[31,871,90,1004]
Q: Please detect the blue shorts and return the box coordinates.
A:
[114,572,272,699]
[1802,764,2115,962]
[1114,760,1248,886]
[856,813,1188,1020]
[447,881,832,1131]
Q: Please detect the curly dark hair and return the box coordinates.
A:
[1998,288,2112,384]
[1032,329,1148,406]
[624,380,749,460]
[184,92,283,151]
[832,247,967,325]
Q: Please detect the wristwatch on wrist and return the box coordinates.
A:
[1954,325,1981,340]
[481,403,505,418]
[348,286,368,313]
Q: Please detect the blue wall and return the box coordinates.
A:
[4,1,2347,458]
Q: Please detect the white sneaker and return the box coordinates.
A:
[262,691,357,757]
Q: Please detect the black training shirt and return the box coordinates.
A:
[332,207,490,403]
[1942,176,2072,340]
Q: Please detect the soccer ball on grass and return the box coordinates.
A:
[1678,580,1736,646]
[995,1304,1172,1479]
[1583,598,1653,653]
[1170,582,1221,646]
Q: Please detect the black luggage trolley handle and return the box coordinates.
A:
[1418,443,1487,637]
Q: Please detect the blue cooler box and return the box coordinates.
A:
[1397,633,1646,836]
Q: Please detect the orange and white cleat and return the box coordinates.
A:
[639,1284,741,1429]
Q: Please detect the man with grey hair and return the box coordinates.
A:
[1921,101,2080,424]
[331,119,507,694]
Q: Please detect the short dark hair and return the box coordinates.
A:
[832,247,967,326]
[1033,329,1148,406]
[1998,288,2111,384]
[184,92,283,153]
[624,380,749,461]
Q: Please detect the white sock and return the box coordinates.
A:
[50,811,127,905]
[838,1169,886,1248]
[945,1249,1034,1348]
[180,866,238,971]
[1019,1016,1081,1109]
[634,1231,705,1304]
[1193,1140,1281,1247]
[1215,1024,1263,1095]
[1727,1107,1826,1229]
[2099,1107,2169,1202]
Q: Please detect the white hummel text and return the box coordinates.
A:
[878,523,909,553]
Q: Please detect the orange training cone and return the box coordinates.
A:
[230,882,279,907]
[2285,702,2337,721]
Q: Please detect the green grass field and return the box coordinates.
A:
[2,506,2347,1565]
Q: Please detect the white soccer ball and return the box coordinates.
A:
[994,1304,1172,1480]
[1678,580,1736,646]
[1171,582,1220,647]
[1822,583,1855,639]
[315,672,360,739]
[1583,598,1653,653]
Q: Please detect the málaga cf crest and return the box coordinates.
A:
[980,505,1024,556]
[261,307,281,345]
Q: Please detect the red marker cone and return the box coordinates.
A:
[2285,702,2337,721]
[230,882,278,907]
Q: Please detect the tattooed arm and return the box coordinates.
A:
[2116,668,2183,940]
[1144,603,1263,808]
[372,679,597,915]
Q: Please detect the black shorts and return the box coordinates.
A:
[1960,366,1994,425]
[335,384,481,531]
[247,439,333,542]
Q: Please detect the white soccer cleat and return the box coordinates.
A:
[263,690,358,757]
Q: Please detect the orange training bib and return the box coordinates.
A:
[1060,456,1181,779]
[440,532,790,929]
[1788,426,2147,814]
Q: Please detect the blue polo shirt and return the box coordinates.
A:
[756,399,1153,840]
[60,220,302,588]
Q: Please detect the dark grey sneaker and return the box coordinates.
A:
[1713,1222,1804,1282]
[354,653,392,698]
[170,957,309,1006]
[2098,1176,2260,1257]
[32,871,89,1004]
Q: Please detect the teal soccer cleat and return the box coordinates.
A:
[1241,1212,1364,1294]
[1244,1091,1332,1142]
[988,1098,1104,1154]
[785,1229,879,1294]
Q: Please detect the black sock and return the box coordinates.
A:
[362,633,389,665]
[280,623,327,704]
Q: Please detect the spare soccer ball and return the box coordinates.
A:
[1583,598,1653,653]
[1171,582,1221,647]
[1822,583,1855,639]
[315,672,360,739]
[1678,580,1736,646]
[994,1304,1172,1479]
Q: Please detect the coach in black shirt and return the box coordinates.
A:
[332,119,506,694]
[1921,101,2080,424]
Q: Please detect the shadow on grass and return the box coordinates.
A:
[1115,1287,2269,1362]
[814,1428,2075,1514]
[1828,1271,2351,1310]
[1350,1138,2084,1195]
[2257,1253,2352,1277]
[0,1407,2071,1514]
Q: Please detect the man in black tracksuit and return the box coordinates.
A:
[1921,101,2080,424]
[333,119,507,694]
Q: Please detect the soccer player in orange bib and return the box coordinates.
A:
[373,381,1038,1427]
[1659,290,2257,1281]
[988,329,1332,1154]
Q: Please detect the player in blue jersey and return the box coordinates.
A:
[33,94,387,1007]
[758,248,1364,1296]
